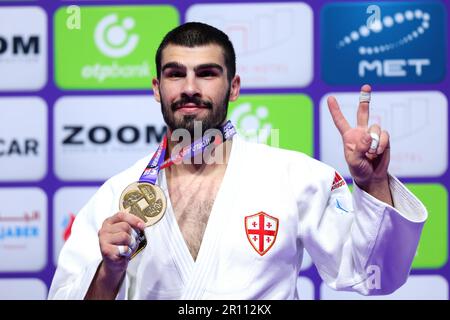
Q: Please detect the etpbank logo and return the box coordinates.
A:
[321,2,447,84]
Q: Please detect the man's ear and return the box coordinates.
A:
[229,75,241,102]
[152,78,161,102]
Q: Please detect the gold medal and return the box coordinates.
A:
[119,181,167,228]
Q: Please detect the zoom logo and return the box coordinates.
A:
[94,14,139,58]
[321,2,446,84]
[54,96,166,180]
[62,125,165,145]
[0,36,40,55]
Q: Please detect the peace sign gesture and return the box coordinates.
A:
[327,85,391,191]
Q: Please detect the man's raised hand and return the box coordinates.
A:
[327,84,391,190]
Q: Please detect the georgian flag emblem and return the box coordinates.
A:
[245,212,279,256]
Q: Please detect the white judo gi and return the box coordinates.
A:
[48,134,427,299]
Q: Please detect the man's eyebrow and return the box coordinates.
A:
[194,63,223,73]
[162,62,186,72]
[161,62,224,73]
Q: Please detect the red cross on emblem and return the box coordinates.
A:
[244,211,279,256]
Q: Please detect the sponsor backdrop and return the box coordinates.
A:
[0,0,448,300]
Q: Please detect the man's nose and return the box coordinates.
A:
[182,74,200,97]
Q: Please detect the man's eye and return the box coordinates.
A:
[167,72,184,78]
[198,71,216,77]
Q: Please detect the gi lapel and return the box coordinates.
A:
[158,171,195,287]
[181,136,242,299]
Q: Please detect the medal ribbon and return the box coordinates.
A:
[139,120,236,185]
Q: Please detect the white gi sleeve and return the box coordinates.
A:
[298,164,427,295]
[48,180,130,300]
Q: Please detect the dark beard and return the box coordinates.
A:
[160,89,230,136]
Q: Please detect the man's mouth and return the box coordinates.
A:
[175,103,209,111]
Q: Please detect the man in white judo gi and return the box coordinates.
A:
[49,22,427,300]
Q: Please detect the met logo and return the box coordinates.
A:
[359,58,430,77]
[321,2,446,84]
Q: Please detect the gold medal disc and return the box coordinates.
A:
[119,182,167,228]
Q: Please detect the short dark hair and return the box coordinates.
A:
[155,22,236,82]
